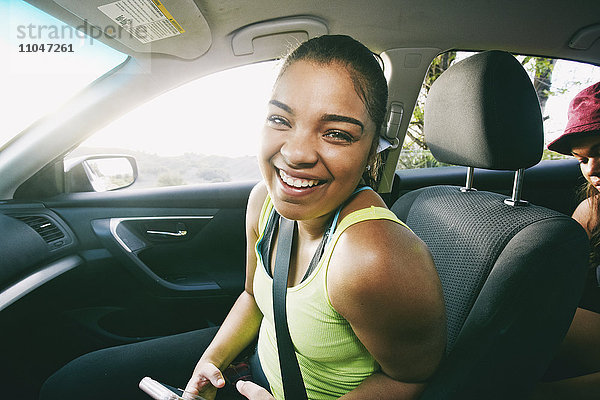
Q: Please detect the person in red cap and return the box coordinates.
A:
[548,81,600,306]
[533,81,600,399]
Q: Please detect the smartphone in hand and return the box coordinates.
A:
[139,377,206,400]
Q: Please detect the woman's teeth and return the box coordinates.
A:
[279,170,321,188]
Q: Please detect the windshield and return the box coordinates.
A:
[0,0,127,149]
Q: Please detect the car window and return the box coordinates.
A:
[71,61,279,189]
[398,51,600,170]
[1,0,127,149]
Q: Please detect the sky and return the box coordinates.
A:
[81,61,279,157]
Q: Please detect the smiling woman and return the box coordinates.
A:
[40,34,446,400]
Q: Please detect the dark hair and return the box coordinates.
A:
[579,182,600,265]
[277,35,389,187]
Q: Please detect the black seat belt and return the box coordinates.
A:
[273,217,308,400]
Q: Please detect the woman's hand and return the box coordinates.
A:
[183,362,226,400]
[236,380,275,400]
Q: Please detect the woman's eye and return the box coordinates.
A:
[577,157,589,164]
[324,130,354,143]
[266,115,291,128]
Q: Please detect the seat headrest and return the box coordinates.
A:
[424,51,543,171]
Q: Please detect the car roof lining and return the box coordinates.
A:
[27,0,600,63]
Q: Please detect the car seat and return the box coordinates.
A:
[391,50,589,399]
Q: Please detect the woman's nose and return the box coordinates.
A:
[280,129,319,168]
[586,156,600,177]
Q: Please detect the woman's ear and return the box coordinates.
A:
[367,135,379,165]
[363,137,383,188]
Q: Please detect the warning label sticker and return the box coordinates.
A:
[98,0,185,44]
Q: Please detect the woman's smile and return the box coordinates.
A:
[278,169,324,189]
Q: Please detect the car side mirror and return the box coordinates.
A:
[65,155,138,193]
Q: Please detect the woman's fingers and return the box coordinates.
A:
[236,380,274,400]
[182,362,225,400]
[202,363,226,388]
[182,376,208,400]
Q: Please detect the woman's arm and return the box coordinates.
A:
[328,217,447,399]
[529,201,600,399]
[236,373,426,400]
[531,307,600,399]
[532,372,600,400]
[184,183,267,399]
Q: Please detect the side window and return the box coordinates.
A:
[398,51,600,170]
[69,61,279,189]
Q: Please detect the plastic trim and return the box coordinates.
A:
[569,24,600,50]
[0,255,82,312]
[231,16,328,56]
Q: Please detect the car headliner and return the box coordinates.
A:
[28,0,600,62]
[1,0,599,199]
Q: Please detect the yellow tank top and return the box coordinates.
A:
[253,194,410,399]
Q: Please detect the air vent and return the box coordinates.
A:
[15,215,65,244]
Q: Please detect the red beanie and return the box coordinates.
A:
[547,81,600,155]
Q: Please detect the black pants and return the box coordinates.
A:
[40,326,269,400]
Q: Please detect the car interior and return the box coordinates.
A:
[1,0,600,399]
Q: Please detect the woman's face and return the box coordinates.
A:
[259,60,376,222]
[571,135,600,191]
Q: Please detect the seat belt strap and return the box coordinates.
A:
[273,216,308,400]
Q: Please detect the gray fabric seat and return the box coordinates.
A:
[391,50,589,399]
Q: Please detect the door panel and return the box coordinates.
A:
[0,181,255,399]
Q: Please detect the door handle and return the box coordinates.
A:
[146,229,187,237]
[146,222,188,238]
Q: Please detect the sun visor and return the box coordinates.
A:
[52,0,211,59]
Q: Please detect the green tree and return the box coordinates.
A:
[157,171,185,187]
[398,52,456,169]
[522,56,571,161]
[521,56,558,114]
[197,168,231,183]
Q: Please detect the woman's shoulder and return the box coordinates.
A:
[329,188,437,303]
[331,205,432,281]
[327,190,444,356]
[338,186,387,218]
[336,188,409,240]
[573,196,599,238]
[247,181,268,210]
[246,181,269,236]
